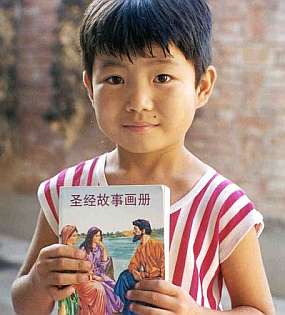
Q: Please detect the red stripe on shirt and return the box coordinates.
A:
[191,180,230,302]
[169,209,181,248]
[193,180,230,257]
[56,169,67,196]
[190,262,199,299]
[44,180,59,223]
[198,190,246,303]
[219,202,254,242]
[189,177,225,299]
[219,190,244,218]
[207,266,220,309]
[72,161,85,186]
[87,157,99,185]
[200,191,246,276]
[199,218,219,306]
[172,174,217,287]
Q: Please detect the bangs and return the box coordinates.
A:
[80,0,212,80]
[92,0,173,60]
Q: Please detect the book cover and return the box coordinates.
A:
[58,185,170,315]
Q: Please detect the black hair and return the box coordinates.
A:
[133,219,152,235]
[80,0,212,86]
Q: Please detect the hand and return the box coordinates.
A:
[140,271,148,279]
[93,275,104,282]
[126,279,202,315]
[132,270,142,281]
[31,244,91,302]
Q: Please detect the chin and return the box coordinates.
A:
[102,130,166,153]
[119,142,167,154]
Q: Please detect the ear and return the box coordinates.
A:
[83,70,94,103]
[196,65,217,109]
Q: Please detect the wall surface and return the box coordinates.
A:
[0,0,284,218]
[199,0,285,216]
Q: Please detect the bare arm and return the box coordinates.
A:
[11,210,57,315]
[219,227,275,315]
[11,209,91,315]
[126,227,276,315]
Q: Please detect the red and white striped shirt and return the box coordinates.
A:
[38,153,263,310]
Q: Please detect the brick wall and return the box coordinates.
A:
[0,0,284,216]
[0,0,63,191]
[188,0,285,215]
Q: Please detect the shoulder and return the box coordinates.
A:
[172,168,263,249]
[37,156,100,205]
[148,239,163,248]
[209,171,260,218]
[205,171,264,262]
[198,169,263,229]
[192,167,256,212]
[37,155,102,234]
[40,156,100,190]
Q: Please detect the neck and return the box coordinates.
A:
[141,234,151,245]
[106,142,194,183]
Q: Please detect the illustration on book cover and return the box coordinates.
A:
[58,185,170,315]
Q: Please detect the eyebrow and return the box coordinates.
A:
[99,60,126,68]
[98,57,178,69]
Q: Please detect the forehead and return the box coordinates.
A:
[93,44,191,69]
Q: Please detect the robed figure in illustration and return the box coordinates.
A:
[78,226,123,315]
[114,219,164,315]
[59,225,81,315]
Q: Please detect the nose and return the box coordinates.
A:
[125,82,154,113]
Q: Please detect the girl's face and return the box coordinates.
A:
[92,231,102,247]
[67,230,79,246]
[84,43,216,154]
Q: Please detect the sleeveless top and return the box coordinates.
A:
[38,153,263,310]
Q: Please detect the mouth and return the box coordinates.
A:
[122,122,159,133]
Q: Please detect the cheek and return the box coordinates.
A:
[159,87,196,123]
[92,93,118,131]
[95,87,121,112]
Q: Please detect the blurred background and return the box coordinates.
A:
[0,0,284,314]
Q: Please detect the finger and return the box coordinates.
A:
[47,271,89,286]
[48,285,76,301]
[39,244,87,260]
[46,257,92,272]
[135,279,178,296]
[127,289,176,311]
[129,302,172,315]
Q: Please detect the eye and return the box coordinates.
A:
[105,76,124,85]
[154,74,171,83]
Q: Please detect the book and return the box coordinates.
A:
[58,185,170,315]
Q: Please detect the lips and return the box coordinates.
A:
[122,122,159,133]
[123,122,158,127]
